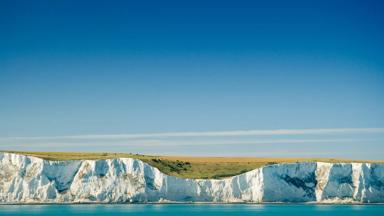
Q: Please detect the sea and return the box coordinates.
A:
[0,204,383,216]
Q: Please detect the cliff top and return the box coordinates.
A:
[2,151,383,179]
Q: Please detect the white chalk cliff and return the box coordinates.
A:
[0,153,383,204]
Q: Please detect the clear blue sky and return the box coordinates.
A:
[1,0,383,158]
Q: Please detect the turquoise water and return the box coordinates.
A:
[0,204,383,216]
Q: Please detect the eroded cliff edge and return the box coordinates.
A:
[0,153,383,203]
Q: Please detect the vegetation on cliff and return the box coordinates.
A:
[3,151,383,179]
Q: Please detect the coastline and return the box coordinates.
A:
[1,152,384,204]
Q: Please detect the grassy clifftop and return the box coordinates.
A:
[2,151,383,179]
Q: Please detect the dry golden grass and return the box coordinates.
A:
[2,151,383,179]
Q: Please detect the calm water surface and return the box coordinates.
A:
[0,204,383,216]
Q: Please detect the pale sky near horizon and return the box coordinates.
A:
[1,0,384,159]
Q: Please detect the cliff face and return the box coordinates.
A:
[0,153,383,203]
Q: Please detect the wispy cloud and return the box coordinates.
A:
[4,138,376,147]
[1,128,383,159]
[1,128,384,140]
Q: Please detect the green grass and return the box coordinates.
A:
[2,151,383,179]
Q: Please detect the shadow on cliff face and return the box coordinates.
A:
[262,163,317,202]
[281,172,317,199]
